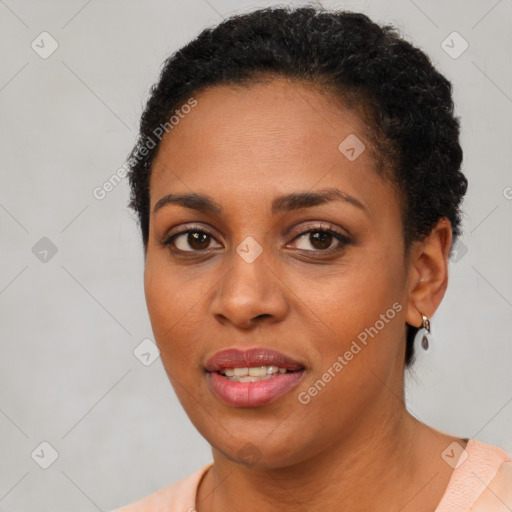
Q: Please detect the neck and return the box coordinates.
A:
[196,402,439,512]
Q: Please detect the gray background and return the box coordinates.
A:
[0,0,511,510]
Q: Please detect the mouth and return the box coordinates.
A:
[205,348,306,407]
[219,365,293,382]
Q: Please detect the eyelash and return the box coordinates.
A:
[161,222,352,256]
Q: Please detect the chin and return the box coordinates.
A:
[201,423,322,470]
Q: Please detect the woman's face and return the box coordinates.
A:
[144,78,414,468]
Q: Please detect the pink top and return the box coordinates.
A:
[112,439,512,511]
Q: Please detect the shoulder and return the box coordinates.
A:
[435,438,512,512]
[110,463,213,512]
[471,459,512,511]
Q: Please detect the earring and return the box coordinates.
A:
[419,312,431,351]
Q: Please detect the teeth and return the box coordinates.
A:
[248,366,267,377]
[229,375,274,383]
[233,367,249,377]
[220,365,292,380]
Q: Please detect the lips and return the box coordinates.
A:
[204,347,305,372]
[204,347,306,407]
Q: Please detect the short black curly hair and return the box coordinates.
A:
[126,6,468,368]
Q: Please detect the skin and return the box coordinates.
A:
[143,77,466,512]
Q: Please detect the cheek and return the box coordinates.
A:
[143,261,204,366]
[297,246,406,387]
[296,300,404,436]
[298,249,403,336]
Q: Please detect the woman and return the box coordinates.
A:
[113,6,512,511]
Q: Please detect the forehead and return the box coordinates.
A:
[153,77,367,171]
[149,77,396,220]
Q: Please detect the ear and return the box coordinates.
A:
[405,218,453,328]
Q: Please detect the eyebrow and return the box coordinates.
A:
[153,187,368,216]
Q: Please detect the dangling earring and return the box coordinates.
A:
[419,312,431,351]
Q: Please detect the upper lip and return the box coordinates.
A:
[205,348,305,372]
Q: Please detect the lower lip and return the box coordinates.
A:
[207,370,304,407]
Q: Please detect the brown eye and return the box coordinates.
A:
[165,229,222,252]
[295,229,350,252]
[308,231,333,250]
[186,232,211,250]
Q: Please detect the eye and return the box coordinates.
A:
[288,224,351,253]
[161,223,351,255]
[163,227,222,252]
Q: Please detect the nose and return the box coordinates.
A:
[210,250,289,329]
